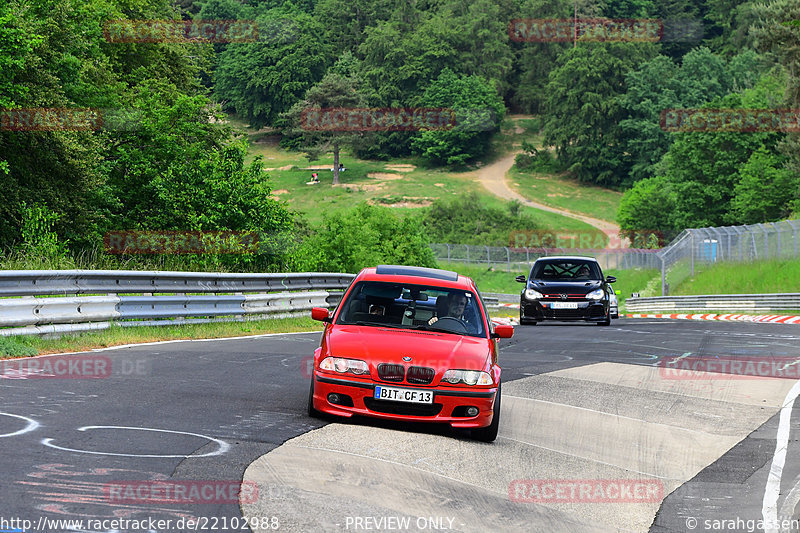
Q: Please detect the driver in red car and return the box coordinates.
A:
[428,292,469,325]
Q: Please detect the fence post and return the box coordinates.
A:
[690,231,695,276]
[506,247,510,271]
[446,243,450,264]
[465,244,469,265]
[660,254,667,296]
[486,246,490,268]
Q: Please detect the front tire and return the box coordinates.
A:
[597,317,611,326]
[519,310,537,325]
[307,376,322,418]
[473,382,501,442]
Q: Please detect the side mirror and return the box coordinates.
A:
[606,276,616,283]
[515,275,527,283]
[492,325,514,339]
[311,307,330,322]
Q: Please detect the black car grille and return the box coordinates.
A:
[377,363,405,382]
[544,308,587,318]
[542,293,587,300]
[364,397,443,416]
[406,366,435,385]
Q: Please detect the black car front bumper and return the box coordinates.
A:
[521,299,609,322]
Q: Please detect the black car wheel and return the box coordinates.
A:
[597,317,611,326]
[472,382,501,442]
[519,310,537,325]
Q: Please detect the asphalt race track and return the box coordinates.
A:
[3,319,800,532]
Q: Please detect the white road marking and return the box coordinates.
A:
[41,426,230,458]
[762,380,800,532]
[0,412,40,437]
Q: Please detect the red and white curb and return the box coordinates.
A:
[491,317,519,326]
[624,313,800,325]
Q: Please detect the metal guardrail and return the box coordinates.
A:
[0,270,355,337]
[0,270,354,297]
[626,293,800,313]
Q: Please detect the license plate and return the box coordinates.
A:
[551,302,578,309]
[374,386,433,404]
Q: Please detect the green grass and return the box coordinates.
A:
[0,316,322,357]
[233,113,606,234]
[508,167,622,223]
[672,259,800,295]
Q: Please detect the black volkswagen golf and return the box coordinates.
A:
[516,256,616,326]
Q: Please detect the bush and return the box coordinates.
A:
[293,203,436,273]
[422,193,541,246]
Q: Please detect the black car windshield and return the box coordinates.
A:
[531,260,602,281]
[336,281,486,337]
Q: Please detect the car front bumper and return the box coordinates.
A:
[521,299,609,322]
[311,373,498,429]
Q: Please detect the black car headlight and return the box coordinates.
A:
[524,288,543,300]
[586,289,605,300]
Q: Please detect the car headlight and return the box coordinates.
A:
[524,289,543,300]
[586,289,605,300]
[319,357,370,375]
[442,369,493,386]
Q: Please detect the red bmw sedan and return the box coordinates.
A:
[307,265,513,442]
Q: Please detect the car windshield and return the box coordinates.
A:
[336,281,486,337]
[531,260,602,281]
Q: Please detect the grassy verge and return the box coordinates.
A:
[0,316,322,358]
[672,259,800,295]
[508,166,622,223]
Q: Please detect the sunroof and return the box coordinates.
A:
[375,265,459,282]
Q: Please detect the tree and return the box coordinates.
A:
[282,69,370,184]
[295,203,436,273]
[617,175,677,242]
[730,147,798,224]
[410,69,505,166]
[541,42,657,186]
[214,6,331,128]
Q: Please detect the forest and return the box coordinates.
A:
[1,0,798,272]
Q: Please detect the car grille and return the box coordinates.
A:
[542,293,587,300]
[406,366,435,385]
[377,363,405,382]
[364,397,443,416]
[544,308,587,318]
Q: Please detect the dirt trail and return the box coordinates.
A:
[467,152,624,244]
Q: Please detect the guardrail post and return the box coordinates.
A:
[789,220,799,258]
